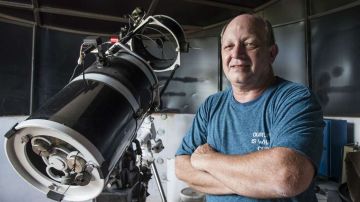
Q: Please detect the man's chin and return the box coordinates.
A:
[228,75,249,84]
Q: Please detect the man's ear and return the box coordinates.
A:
[269,44,278,63]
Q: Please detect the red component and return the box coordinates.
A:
[110,36,119,43]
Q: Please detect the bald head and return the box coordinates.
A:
[221,14,275,47]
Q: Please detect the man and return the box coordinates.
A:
[175,13,324,201]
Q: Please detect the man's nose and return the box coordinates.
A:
[230,44,247,59]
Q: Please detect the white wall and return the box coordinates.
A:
[147,113,194,202]
[0,116,54,202]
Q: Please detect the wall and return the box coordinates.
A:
[0,116,53,202]
[258,0,360,142]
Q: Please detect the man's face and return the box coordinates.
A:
[221,15,276,89]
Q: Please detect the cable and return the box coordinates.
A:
[68,64,81,83]
[135,33,174,60]
[82,62,89,87]
[68,43,85,83]
[160,64,179,97]
[142,26,176,50]
[135,34,161,48]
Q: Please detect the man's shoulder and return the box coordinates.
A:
[204,88,231,105]
[273,77,312,98]
[197,89,231,115]
[270,77,321,112]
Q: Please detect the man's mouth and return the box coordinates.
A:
[230,64,249,69]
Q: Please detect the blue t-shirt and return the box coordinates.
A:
[176,77,324,202]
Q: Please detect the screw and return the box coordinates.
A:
[48,184,59,191]
[160,114,167,120]
[156,158,164,164]
[21,134,31,144]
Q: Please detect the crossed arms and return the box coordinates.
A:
[175,144,315,199]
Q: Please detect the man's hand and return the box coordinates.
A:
[191,143,217,171]
[194,143,216,154]
[175,155,236,195]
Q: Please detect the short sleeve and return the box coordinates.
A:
[270,87,325,169]
[175,101,209,156]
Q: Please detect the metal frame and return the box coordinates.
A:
[31,0,40,25]
[304,0,312,88]
[0,0,271,35]
[309,0,360,20]
[0,13,34,25]
[30,25,36,114]
[38,7,128,23]
[184,0,252,12]
[254,0,281,12]
[1,0,360,33]
[0,0,32,10]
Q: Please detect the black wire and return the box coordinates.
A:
[81,62,89,87]
[160,64,179,97]
[142,26,177,50]
[68,61,87,86]
[62,185,71,201]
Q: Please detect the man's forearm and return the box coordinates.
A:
[175,155,235,195]
[191,147,314,198]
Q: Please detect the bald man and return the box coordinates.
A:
[175,13,324,202]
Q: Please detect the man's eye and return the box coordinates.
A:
[223,45,233,50]
[244,42,258,49]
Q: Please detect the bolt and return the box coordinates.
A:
[31,139,51,157]
[160,114,167,120]
[156,158,164,164]
[61,175,74,185]
[21,135,31,144]
[161,174,167,181]
[48,184,59,191]
[157,129,165,136]
[135,108,143,118]
[67,155,86,173]
[74,172,91,186]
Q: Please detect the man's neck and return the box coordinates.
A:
[232,75,275,103]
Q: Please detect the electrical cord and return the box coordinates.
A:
[68,43,85,82]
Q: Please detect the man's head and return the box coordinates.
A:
[221,13,278,90]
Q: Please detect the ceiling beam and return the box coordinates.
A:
[203,18,228,30]
[31,0,41,25]
[0,13,34,25]
[40,24,113,36]
[0,0,33,10]
[309,0,360,20]
[183,0,253,12]
[0,1,129,24]
[0,12,115,36]
[39,7,128,23]
[253,0,280,12]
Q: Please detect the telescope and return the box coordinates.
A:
[4,10,188,202]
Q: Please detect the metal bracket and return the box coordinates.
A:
[47,190,64,201]
[4,123,18,138]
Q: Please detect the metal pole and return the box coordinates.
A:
[304,0,312,88]
[218,37,223,91]
[30,24,36,113]
[151,162,167,202]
